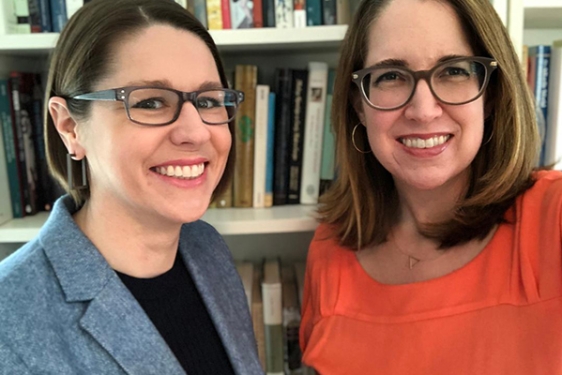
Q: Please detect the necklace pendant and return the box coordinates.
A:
[409,256,420,269]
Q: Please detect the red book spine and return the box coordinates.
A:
[221,0,232,29]
[254,0,264,27]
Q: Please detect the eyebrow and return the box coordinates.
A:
[122,79,224,91]
[366,54,471,70]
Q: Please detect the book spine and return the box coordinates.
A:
[336,0,350,24]
[49,0,67,33]
[305,0,321,26]
[253,0,263,27]
[264,92,276,207]
[273,68,293,205]
[293,0,306,28]
[222,0,232,29]
[14,0,32,33]
[530,45,551,166]
[193,0,208,28]
[262,282,283,375]
[322,0,336,25]
[275,0,293,28]
[262,0,275,27]
[545,41,562,169]
[319,69,335,195]
[0,1,19,34]
[38,0,52,32]
[206,0,223,29]
[287,69,308,204]
[27,0,42,32]
[65,0,81,19]
[253,85,270,208]
[215,179,233,208]
[2,80,24,218]
[234,65,257,207]
[0,80,15,223]
[300,62,328,204]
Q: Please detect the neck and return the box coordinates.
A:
[74,193,182,278]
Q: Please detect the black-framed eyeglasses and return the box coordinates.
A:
[71,86,245,126]
[352,56,498,111]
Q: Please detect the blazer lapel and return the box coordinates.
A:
[80,276,186,375]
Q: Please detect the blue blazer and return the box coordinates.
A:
[0,196,264,375]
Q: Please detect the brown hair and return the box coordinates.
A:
[319,0,539,249]
[45,0,235,205]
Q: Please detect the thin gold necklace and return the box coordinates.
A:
[391,238,446,270]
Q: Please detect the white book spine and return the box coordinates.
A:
[253,85,270,208]
[275,0,294,28]
[293,9,306,28]
[300,62,328,204]
[65,0,83,19]
[545,41,562,170]
[0,1,17,35]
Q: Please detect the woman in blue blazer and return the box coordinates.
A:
[0,0,263,373]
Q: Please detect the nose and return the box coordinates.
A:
[169,101,212,146]
[403,79,443,124]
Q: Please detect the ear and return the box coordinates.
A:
[49,97,86,160]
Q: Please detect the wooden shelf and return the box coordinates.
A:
[524,0,562,29]
[0,25,348,56]
[0,205,319,243]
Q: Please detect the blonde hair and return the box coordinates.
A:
[318,0,539,249]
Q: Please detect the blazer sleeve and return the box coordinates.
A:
[0,340,32,375]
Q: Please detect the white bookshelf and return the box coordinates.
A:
[524,0,562,29]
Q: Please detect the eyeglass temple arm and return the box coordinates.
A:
[72,89,119,101]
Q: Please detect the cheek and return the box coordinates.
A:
[212,126,232,158]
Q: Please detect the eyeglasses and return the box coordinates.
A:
[352,56,498,110]
[71,86,245,126]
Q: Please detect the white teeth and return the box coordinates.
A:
[401,135,450,149]
[154,163,205,179]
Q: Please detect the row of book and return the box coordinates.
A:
[236,258,313,375]
[213,62,336,208]
[0,0,355,35]
[523,40,562,169]
[0,72,63,225]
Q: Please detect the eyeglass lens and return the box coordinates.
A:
[361,59,487,109]
[127,88,238,125]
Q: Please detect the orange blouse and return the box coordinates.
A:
[300,170,562,375]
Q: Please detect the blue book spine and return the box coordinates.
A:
[530,45,551,166]
[39,0,52,32]
[0,80,23,218]
[306,0,322,25]
[265,92,276,207]
[49,0,67,33]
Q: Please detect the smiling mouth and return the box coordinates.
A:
[150,162,206,179]
[399,135,452,149]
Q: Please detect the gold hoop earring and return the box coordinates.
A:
[352,124,372,154]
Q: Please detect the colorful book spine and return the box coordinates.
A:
[300,61,328,204]
[193,0,208,28]
[0,80,23,218]
[275,0,293,28]
[529,45,551,166]
[49,0,67,32]
[319,69,335,195]
[264,92,276,207]
[545,40,562,170]
[230,0,254,28]
[322,0,336,25]
[234,65,258,207]
[206,0,223,29]
[253,85,270,208]
[273,68,293,205]
[287,69,308,204]
[222,0,232,29]
[0,80,15,224]
[305,0,321,25]
[0,79,20,218]
[293,0,306,27]
[262,0,275,27]
[253,0,263,27]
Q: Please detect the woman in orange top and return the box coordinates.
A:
[300,0,562,374]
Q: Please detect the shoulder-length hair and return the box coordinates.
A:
[318,0,539,249]
[45,0,235,205]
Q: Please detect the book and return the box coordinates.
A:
[293,261,306,308]
[305,0,321,26]
[222,0,232,29]
[293,0,306,27]
[234,65,258,207]
[230,0,253,28]
[0,105,14,226]
[273,68,293,205]
[0,79,23,218]
[193,0,207,28]
[252,263,266,370]
[275,0,293,28]
[300,62,329,205]
[262,0,275,27]
[262,258,284,375]
[319,69,336,195]
[253,85,270,208]
[322,0,336,25]
[236,261,254,309]
[215,179,233,208]
[253,0,263,27]
[529,45,551,166]
[206,0,223,29]
[281,265,303,374]
[545,40,562,169]
[49,0,67,32]
[14,0,31,33]
[264,92,276,207]
[0,1,19,34]
[287,69,308,204]
[336,0,350,24]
